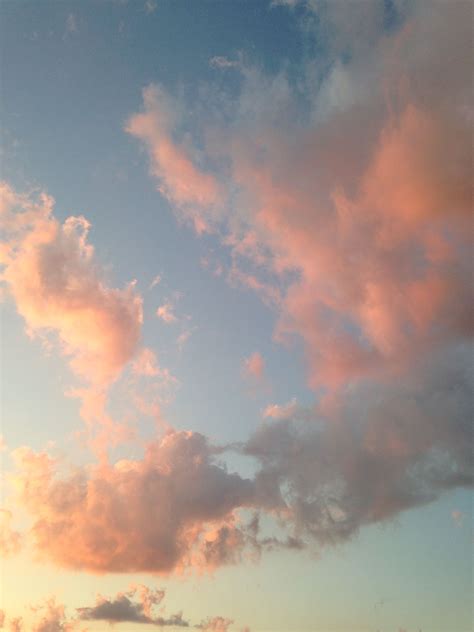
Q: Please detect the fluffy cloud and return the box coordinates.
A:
[11,346,471,571]
[10,430,255,573]
[0,182,143,388]
[4,0,472,582]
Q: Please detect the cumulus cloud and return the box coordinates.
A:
[10,430,255,573]
[11,345,471,571]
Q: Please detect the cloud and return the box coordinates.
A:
[1,598,88,632]
[242,352,264,381]
[8,619,22,632]
[263,398,299,420]
[149,274,162,289]
[0,182,143,389]
[245,345,473,545]
[209,56,240,70]
[11,430,255,573]
[197,617,233,632]
[11,345,471,571]
[177,326,196,351]
[156,302,177,324]
[4,0,472,584]
[77,585,187,626]
[132,347,161,377]
[0,509,22,558]
[30,598,79,632]
[126,85,222,234]
[127,2,472,396]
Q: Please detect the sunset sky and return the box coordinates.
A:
[0,1,472,631]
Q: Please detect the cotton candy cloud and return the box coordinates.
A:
[10,430,255,573]
[0,182,143,388]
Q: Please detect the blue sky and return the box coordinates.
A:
[0,1,472,631]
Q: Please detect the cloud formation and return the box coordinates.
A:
[11,430,255,573]
[128,1,472,393]
[0,182,143,388]
[3,0,472,584]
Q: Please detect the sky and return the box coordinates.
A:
[0,1,472,631]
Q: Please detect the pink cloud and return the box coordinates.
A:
[126,85,222,234]
[0,182,143,388]
[11,431,255,574]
